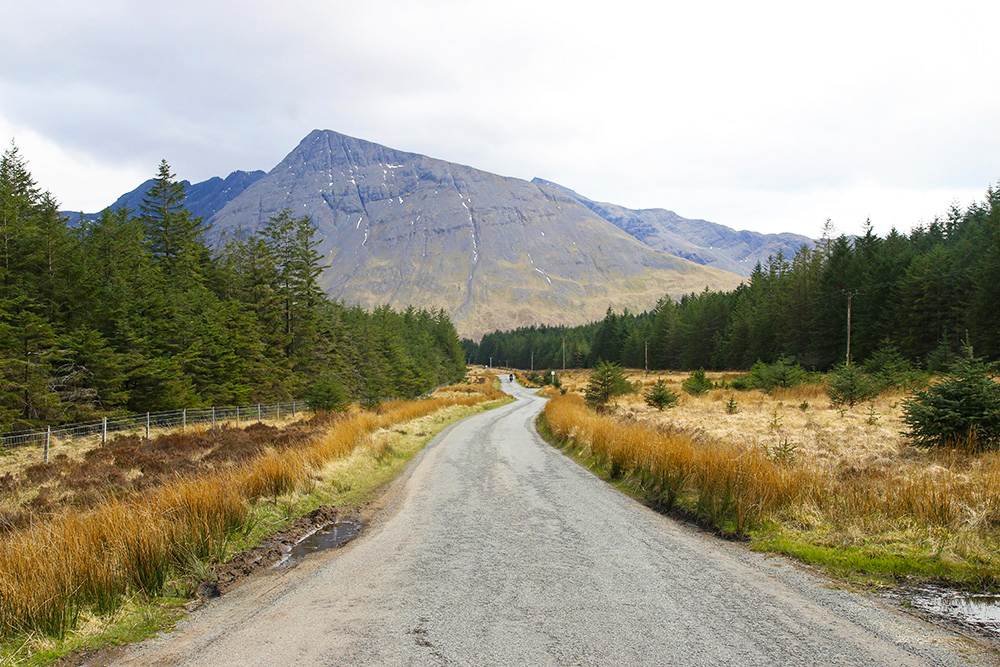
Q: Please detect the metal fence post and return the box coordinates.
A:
[292,402,296,418]
[44,426,50,463]
[102,416,107,445]
[212,406,216,429]
[182,408,187,433]
[257,404,261,422]
[277,403,281,421]
[236,406,240,427]
[145,412,150,439]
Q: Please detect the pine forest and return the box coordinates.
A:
[470,190,1000,372]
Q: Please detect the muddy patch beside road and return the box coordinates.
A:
[197,505,360,601]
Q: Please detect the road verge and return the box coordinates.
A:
[0,384,510,666]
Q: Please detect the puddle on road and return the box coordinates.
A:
[275,521,361,568]
[904,586,1000,636]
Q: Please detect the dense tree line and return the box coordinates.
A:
[0,145,466,431]
[469,185,1000,371]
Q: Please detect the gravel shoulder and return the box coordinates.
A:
[105,381,1000,666]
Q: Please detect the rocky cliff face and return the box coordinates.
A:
[207,130,743,339]
[532,179,814,276]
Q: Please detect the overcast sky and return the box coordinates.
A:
[3,0,999,238]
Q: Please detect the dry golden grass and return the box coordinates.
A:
[544,392,809,535]
[547,369,1000,583]
[0,384,505,639]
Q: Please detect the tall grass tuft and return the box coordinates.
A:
[543,393,810,535]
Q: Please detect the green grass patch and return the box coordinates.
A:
[0,597,185,667]
[752,529,1000,590]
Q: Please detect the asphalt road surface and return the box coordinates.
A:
[111,379,999,666]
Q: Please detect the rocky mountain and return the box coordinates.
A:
[532,179,814,276]
[64,169,265,224]
[206,130,743,339]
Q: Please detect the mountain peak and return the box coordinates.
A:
[207,131,743,338]
[273,129,428,181]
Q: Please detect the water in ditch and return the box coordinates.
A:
[275,520,361,568]
[905,585,1000,636]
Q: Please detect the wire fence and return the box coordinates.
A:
[0,401,310,469]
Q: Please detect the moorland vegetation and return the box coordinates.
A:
[542,356,1000,587]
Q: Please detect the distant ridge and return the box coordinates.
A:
[63,169,266,224]
[531,179,814,275]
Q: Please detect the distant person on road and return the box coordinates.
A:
[509,374,514,383]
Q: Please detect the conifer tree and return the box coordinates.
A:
[649,296,678,369]
[0,142,41,291]
[644,379,679,410]
[585,361,632,407]
[261,209,325,362]
[903,345,1000,450]
[898,246,965,360]
[808,236,857,367]
[827,363,878,407]
[964,186,1000,358]
[219,228,283,354]
[139,160,209,280]
[590,307,621,365]
[434,309,467,381]
[26,192,73,321]
[0,310,64,426]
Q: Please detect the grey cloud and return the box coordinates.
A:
[2,0,999,236]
